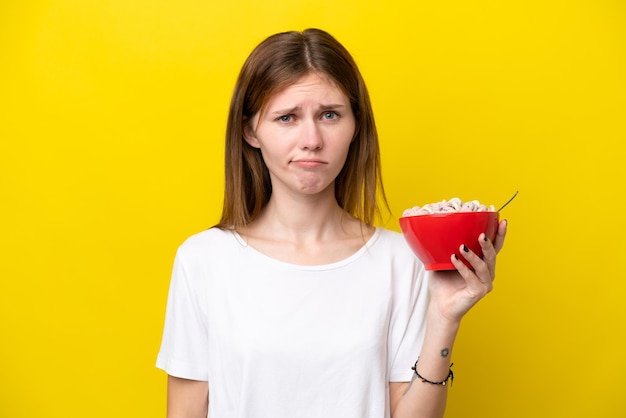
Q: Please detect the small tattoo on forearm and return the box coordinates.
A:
[440,348,449,357]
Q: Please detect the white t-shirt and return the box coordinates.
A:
[157,227,428,418]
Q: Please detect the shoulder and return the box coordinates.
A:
[175,227,238,261]
[372,228,414,258]
[371,227,426,280]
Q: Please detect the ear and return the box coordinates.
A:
[243,122,260,149]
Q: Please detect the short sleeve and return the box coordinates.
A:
[156,246,209,381]
[387,259,429,382]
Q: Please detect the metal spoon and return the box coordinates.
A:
[496,190,518,212]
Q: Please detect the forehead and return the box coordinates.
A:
[264,72,349,108]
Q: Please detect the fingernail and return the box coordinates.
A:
[483,234,488,242]
[463,245,469,253]
[453,253,459,260]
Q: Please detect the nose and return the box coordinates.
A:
[300,119,323,151]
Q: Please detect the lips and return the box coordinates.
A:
[291,159,327,168]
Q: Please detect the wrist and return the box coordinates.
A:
[411,357,455,386]
[426,303,462,334]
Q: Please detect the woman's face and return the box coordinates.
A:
[244,72,356,198]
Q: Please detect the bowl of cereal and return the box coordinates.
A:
[399,198,499,271]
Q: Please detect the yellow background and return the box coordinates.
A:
[1,0,625,417]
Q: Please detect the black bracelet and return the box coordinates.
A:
[411,358,454,386]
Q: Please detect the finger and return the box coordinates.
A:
[479,233,497,280]
[493,219,508,253]
[450,252,472,277]
[460,244,493,287]
[454,246,493,295]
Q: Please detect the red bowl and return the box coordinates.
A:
[399,211,499,271]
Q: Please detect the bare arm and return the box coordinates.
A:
[389,308,458,418]
[167,375,208,418]
[391,222,507,418]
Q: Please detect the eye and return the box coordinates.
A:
[277,114,293,123]
[321,111,339,120]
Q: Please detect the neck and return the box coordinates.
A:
[242,186,360,244]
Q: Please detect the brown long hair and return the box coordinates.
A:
[216,28,388,229]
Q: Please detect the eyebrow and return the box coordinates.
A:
[268,104,347,115]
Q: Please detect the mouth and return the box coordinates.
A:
[291,159,327,168]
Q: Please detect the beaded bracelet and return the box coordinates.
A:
[411,358,454,386]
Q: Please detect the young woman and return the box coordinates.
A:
[157,28,507,418]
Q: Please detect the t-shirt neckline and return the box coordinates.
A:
[230,227,382,271]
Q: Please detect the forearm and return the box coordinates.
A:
[392,306,460,418]
[167,375,209,418]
